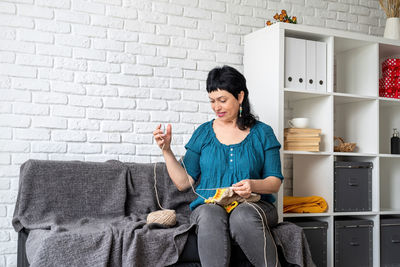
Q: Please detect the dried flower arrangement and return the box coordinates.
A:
[379,0,400,17]
[266,10,297,26]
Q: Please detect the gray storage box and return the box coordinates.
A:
[380,217,400,267]
[335,219,373,267]
[291,220,328,267]
[334,161,372,212]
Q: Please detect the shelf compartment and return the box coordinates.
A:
[285,91,332,152]
[292,154,333,213]
[379,99,400,154]
[380,157,400,211]
[380,215,400,267]
[334,214,379,267]
[284,217,330,267]
[334,156,379,212]
[283,33,334,94]
[334,97,378,154]
[334,216,375,267]
[334,37,378,97]
[379,43,400,81]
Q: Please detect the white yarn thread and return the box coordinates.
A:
[153,159,165,210]
[148,135,177,226]
[244,201,279,267]
[150,161,176,226]
[158,134,216,201]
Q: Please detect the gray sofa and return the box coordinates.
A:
[13,159,313,267]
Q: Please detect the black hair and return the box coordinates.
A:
[206,65,257,130]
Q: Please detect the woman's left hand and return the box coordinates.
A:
[232,179,253,198]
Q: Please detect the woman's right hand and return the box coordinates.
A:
[153,124,172,151]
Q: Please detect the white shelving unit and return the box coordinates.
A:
[244,23,400,267]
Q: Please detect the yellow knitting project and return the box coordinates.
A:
[204,188,238,213]
[204,188,226,203]
[204,188,260,213]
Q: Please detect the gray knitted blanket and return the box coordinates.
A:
[12,159,314,267]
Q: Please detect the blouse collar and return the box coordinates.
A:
[209,119,257,148]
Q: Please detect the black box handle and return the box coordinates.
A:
[348,182,358,186]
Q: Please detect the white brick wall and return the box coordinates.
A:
[0,0,386,265]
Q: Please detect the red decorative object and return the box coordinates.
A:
[382,67,400,78]
[382,58,400,71]
[380,58,400,99]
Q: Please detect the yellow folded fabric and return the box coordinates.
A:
[283,196,328,213]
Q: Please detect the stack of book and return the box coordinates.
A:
[284,128,321,152]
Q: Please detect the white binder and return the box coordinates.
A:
[316,41,327,92]
[306,40,317,91]
[285,37,306,90]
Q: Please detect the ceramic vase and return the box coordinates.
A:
[384,17,400,40]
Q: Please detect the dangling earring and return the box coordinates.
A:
[239,104,242,117]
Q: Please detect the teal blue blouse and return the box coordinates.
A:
[182,119,284,210]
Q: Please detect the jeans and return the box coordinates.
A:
[190,200,279,267]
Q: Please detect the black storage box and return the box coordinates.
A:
[291,220,328,267]
[335,219,373,267]
[380,217,400,267]
[334,161,372,212]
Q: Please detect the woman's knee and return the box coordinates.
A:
[229,202,277,233]
[191,204,228,226]
[229,203,258,231]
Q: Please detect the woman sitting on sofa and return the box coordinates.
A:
[153,65,284,267]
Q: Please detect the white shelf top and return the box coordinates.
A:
[283,89,388,104]
[333,211,379,216]
[333,152,378,157]
[284,88,330,96]
[283,89,330,102]
[251,22,400,46]
[283,150,331,156]
[379,97,400,107]
[379,153,400,158]
[284,211,400,217]
[283,213,330,218]
[379,209,400,215]
[333,92,377,104]
[283,151,384,157]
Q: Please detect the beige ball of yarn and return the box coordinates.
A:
[146,209,176,227]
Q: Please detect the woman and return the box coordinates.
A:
[153,65,283,267]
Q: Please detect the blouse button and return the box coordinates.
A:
[230,159,233,162]
[230,148,233,151]
[230,154,233,156]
